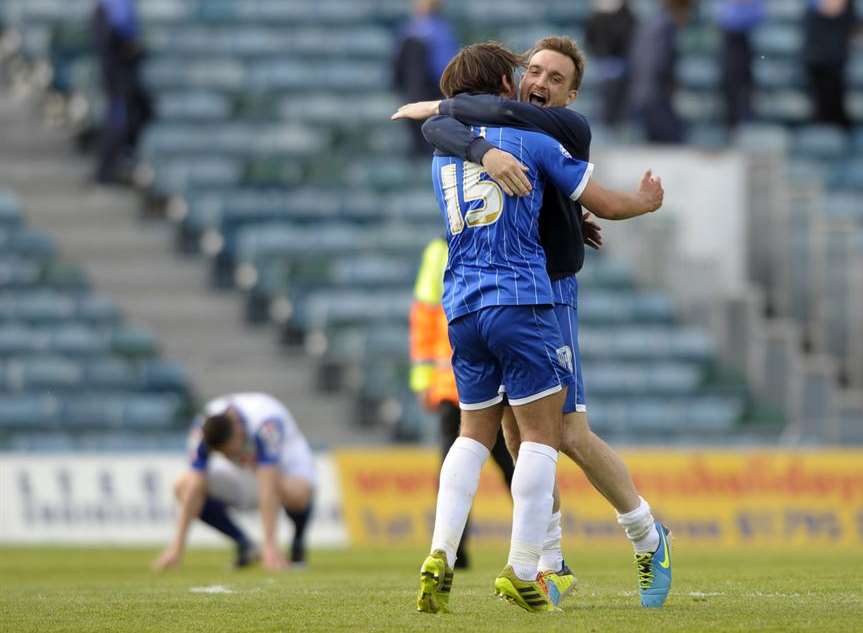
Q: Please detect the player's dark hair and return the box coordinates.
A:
[528,35,587,91]
[439,41,524,98]
[202,413,234,450]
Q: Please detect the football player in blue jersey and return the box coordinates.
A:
[152,393,316,572]
[396,39,670,611]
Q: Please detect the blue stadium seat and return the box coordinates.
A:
[753,58,802,90]
[0,228,55,259]
[0,394,60,428]
[84,358,138,391]
[822,193,863,227]
[753,89,812,123]
[581,326,716,361]
[793,125,849,160]
[752,23,802,57]
[0,191,22,228]
[150,156,244,193]
[677,57,720,90]
[8,356,84,391]
[587,362,703,396]
[156,91,233,122]
[110,327,159,358]
[827,159,863,191]
[122,394,183,428]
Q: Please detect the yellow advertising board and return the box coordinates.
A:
[334,448,863,548]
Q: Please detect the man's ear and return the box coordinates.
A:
[566,89,578,106]
[501,74,515,98]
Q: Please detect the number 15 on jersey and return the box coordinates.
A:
[440,162,505,235]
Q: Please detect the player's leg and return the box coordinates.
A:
[278,475,314,565]
[502,406,570,598]
[485,305,571,611]
[438,401,472,569]
[200,464,257,567]
[489,425,514,489]
[418,312,503,613]
[560,411,671,606]
[559,284,670,606]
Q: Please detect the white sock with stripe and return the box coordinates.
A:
[508,441,559,581]
[430,436,490,568]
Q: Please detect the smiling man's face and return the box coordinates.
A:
[519,48,579,108]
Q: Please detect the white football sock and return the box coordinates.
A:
[508,441,559,581]
[430,436,490,568]
[616,496,659,553]
[538,511,563,573]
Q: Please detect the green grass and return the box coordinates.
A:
[1,545,861,633]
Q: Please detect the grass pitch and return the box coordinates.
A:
[1,545,861,633]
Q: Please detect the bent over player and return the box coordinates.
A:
[153,392,315,571]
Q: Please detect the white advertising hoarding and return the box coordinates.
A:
[0,453,348,547]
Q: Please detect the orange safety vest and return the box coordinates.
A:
[409,237,458,407]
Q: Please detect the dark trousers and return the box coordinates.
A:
[721,31,754,129]
[438,401,515,565]
[807,63,850,128]
[96,56,152,182]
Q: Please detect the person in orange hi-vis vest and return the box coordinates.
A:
[410,235,515,569]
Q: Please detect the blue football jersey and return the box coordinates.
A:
[432,126,593,322]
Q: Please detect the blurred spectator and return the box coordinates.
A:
[629,0,694,143]
[803,0,857,128]
[393,0,458,159]
[585,0,638,127]
[92,0,152,184]
[715,0,764,130]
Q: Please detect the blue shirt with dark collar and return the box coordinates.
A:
[423,94,592,279]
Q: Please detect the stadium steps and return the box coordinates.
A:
[0,92,380,447]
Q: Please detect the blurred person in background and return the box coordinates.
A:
[393,0,459,158]
[585,0,638,128]
[803,0,857,128]
[92,0,152,184]
[715,0,764,130]
[410,235,515,569]
[153,393,316,572]
[629,0,694,143]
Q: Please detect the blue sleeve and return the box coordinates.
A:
[533,135,594,202]
[422,116,497,164]
[101,0,139,40]
[190,441,209,471]
[254,417,284,466]
[440,95,592,159]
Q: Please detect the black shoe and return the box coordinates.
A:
[290,542,306,566]
[233,542,260,569]
[454,552,470,569]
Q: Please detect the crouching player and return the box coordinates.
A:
[152,392,316,571]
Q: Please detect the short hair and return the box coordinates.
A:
[439,41,524,98]
[528,35,587,91]
[201,412,234,450]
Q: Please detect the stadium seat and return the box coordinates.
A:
[156,91,233,122]
[84,358,138,391]
[9,356,84,391]
[793,125,849,160]
[752,23,803,57]
[0,190,22,227]
[0,394,60,428]
[677,57,720,91]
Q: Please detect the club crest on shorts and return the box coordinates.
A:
[556,345,574,373]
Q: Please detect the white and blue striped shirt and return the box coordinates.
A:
[432,126,593,322]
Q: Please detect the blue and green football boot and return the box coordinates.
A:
[636,522,672,608]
